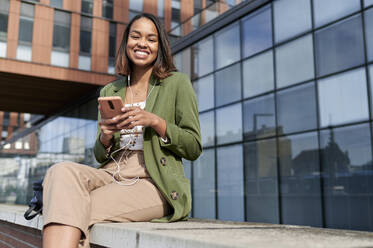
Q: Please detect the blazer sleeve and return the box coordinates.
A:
[93,86,112,164]
[159,73,202,161]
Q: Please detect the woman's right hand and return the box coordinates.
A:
[98,105,120,147]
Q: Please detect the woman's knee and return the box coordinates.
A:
[45,162,78,179]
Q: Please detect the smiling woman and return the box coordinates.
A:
[41,13,201,248]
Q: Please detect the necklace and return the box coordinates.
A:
[127,75,156,104]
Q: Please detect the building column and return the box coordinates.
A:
[6,0,21,59]
[181,0,193,35]
[113,0,128,23]
[93,0,102,17]
[144,0,157,16]
[91,18,109,72]
[164,0,171,32]
[32,5,53,64]
[63,0,81,12]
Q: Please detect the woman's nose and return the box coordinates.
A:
[137,38,147,47]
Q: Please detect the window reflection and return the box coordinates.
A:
[193,149,216,219]
[318,67,369,127]
[216,103,242,145]
[244,138,279,223]
[370,65,373,113]
[277,82,317,134]
[242,5,272,58]
[193,37,213,78]
[275,34,314,88]
[193,75,214,111]
[320,124,373,231]
[243,94,275,141]
[215,63,241,107]
[215,22,240,69]
[217,144,244,221]
[199,111,215,147]
[365,9,373,62]
[273,0,312,43]
[315,14,364,77]
[366,0,373,7]
[279,132,322,227]
[313,0,360,28]
[243,50,274,98]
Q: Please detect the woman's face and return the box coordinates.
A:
[126,18,159,69]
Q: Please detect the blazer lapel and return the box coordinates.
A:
[110,76,127,101]
[145,74,161,113]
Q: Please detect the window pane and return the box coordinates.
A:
[279,132,322,227]
[78,55,91,70]
[315,14,364,77]
[366,0,373,7]
[51,50,69,67]
[50,0,63,8]
[365,9,373,62]
[245,138,279,223]
[215,22,240,69]
[108,22,116,58]
[16,45,32,61]
[217,144,244,221]
[274,0,312,43]
[215,63,241,107]
[20,3,34,18]
[193,36,213,78]
[158,0,164,17]
[80,30,91,54]
[318,67,368,127]
[242,5,272,58]
[277,82,317,134]
[18,18,33,43]
[243,94,275,141]
[193,75,214,111]
[81,0,93,14]
[275,34,314,88]
[53,25,70,50]
[130,0,143,11]
[102,0,113,19]
[199,111,214,147]
[0,13,8,41]
[320,124,373,231]
[370,65,373,112]
[313,0,361,28]
[216,103,242,145]
[0,0,9,12]
[243,50,274,98]
[0,41,6,57]
[193,149,216,219]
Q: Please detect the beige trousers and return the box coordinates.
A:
[42,150,170,248]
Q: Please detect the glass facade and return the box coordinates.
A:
[173,0,373,232]
[1,0,373,234]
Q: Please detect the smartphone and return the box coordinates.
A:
[98,96,124,119]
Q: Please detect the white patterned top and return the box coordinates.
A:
[119,101,146,150]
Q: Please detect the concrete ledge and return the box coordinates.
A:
[1,204,373,248]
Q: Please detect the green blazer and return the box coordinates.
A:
[93,72,202,222]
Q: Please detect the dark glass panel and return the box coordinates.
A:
[243,94,275,141]
[242,5,272,58]
[215,63,241,107]
[315,14,364,77]
[244,138,279,223]
[279,132,322,227]
[320,124,373,231]
[277,82,317,134]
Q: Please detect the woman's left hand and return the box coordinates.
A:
[115,106,161,130]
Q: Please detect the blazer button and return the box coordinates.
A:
[160,157,166,166]
[170,191,179,200]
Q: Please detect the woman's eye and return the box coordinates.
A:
[131,35,140,39]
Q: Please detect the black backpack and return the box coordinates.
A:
[24,179,43,220]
